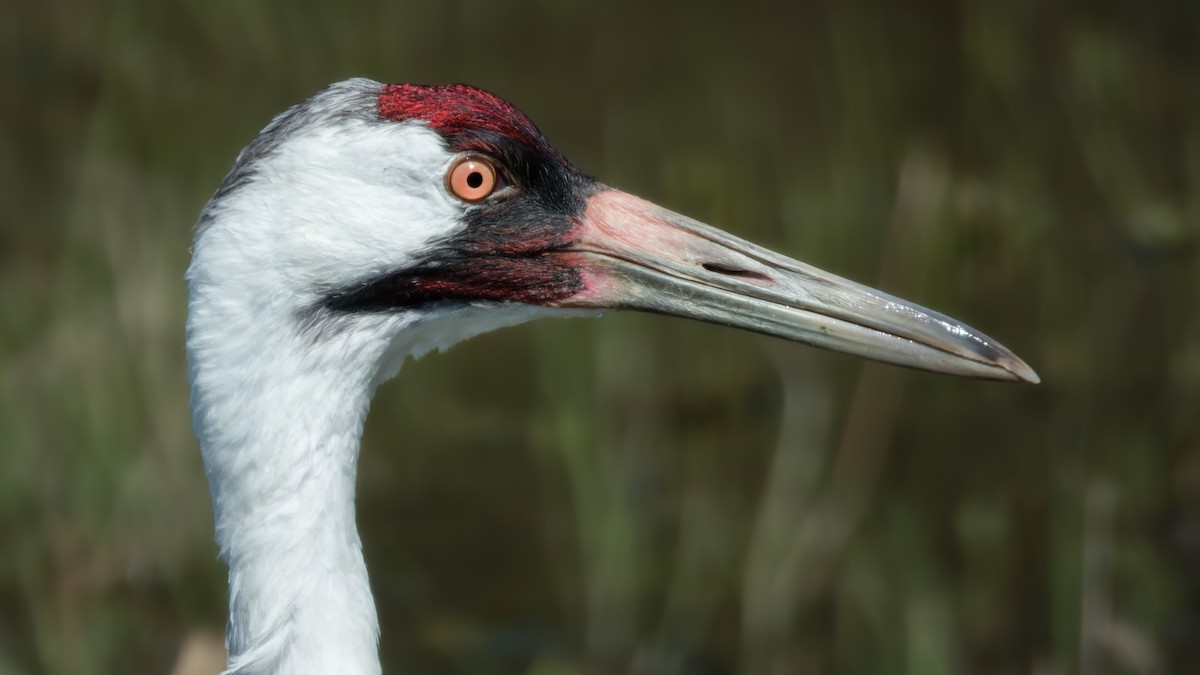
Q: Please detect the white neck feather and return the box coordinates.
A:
[189,291,393,674]
[188,291,556,674]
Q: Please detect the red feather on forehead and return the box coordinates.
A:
[377,84,546,147]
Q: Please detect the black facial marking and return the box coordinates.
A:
[322,129,602,315]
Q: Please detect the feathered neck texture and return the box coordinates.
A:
[188,231,398,673]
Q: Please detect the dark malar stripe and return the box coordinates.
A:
[322,256,585,313]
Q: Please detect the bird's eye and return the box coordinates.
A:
[447,156,500,203]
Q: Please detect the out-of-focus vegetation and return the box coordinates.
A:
[2,1,1198,673]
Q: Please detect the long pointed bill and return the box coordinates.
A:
[554,189,1039,383]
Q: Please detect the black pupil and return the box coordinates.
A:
[466,171,484,189]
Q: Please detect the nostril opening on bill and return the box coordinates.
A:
[701,262,771,282]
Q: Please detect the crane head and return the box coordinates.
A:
[189,79,1037,384]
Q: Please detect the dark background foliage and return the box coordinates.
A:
[1,1,1196,673]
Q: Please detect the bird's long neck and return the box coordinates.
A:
[188,293,401,674]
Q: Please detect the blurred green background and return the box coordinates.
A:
[2,1,1197,673]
